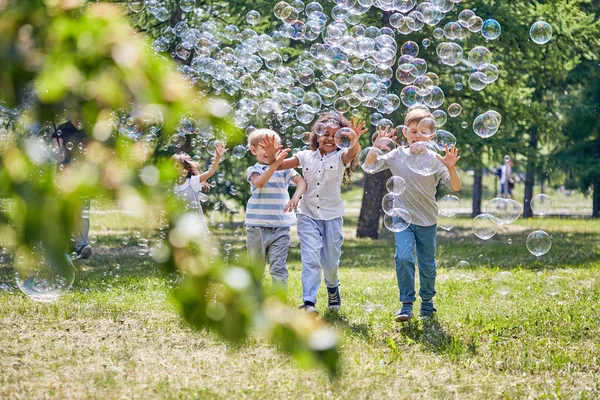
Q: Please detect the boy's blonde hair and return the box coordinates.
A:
[247,128,281,148]
[404,107,434,127]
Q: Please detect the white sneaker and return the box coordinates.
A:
[298,303,319,316]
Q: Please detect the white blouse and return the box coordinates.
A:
[295,149,349,221]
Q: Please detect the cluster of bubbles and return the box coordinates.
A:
[493,270,564,297]
[381,176,411,233]
[120,0,543,162]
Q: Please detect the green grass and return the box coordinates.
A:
[1,213,600,399]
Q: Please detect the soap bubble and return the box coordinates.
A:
[373,136,396,154]
[473,113,499,138]
[530,21,552,44]
[486,198,522,225]
[382,193,404,216]
[15,245,75,303]
[439,194,461,216]
[128,0,145,13]
[246,10,261,25]
[468,71,487,91]
[531,194,552,215]
[115,105,163,141]
[383,208,411,233]
[504,155,511,163]
[417,117,436,139]
[481,19,501,40]
[232,145,247,159]
[360,147,384,174]
[334,127,357,149]
[457,260,470,268]
[386,176,406,195]
[472,213,498,240]
[468,46,492,68]
[438,212,456,231]
[448,103,462,118]
[526,230,552,257]
[432,130,456,152]
[493,271,515,296]
[544,275,563,296]
[406,142,440,176]
[432,110,447,127]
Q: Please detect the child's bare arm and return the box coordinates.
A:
[284,175,306,212]
[199,142,228,182]
[342,116,368,165]
[437,145,462,191]
[276,156,300,170]
[251,149,290,188]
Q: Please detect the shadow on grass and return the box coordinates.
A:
[321,311,371,340]
[399,316,473,357]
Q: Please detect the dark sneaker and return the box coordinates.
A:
[327,286,341,311]
[420,300,437,318]
[395,303,414,322]
[75,245,93,260]
[298,303,318,316]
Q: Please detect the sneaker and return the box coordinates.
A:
[298,302,318,316]
[327,286,341,311]
[420,300,437,318]
[395,303,414,322]
[75,245,93,260]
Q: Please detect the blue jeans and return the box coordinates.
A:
[394,224,437,303]
[297,214,344,304]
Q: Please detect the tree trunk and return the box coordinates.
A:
[593,182,600,218]
[357,170,391,238]
[472,168,483,217]
[523,125,538,219]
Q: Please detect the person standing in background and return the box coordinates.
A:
[500,158,515,199]
[51,115,93,260]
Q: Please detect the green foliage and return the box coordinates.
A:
[0,0,339,375]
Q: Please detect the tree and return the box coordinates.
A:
[0,0,339,375]
[552,60,600,217]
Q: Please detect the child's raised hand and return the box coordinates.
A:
[215,142,228,159]
[436,145,461,168]
[259,134,282,155]
[274,148,290,165]
[350,116,368,137]
[374,125,397,148]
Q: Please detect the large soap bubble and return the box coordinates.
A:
[481,19,501,40]
[15,245,75,303]
[472,213,498,240]
[386,176,406,195]
[438,211,457,231]
[438,194,461,216]
[360,147,384,174]
[115,105,163,141]
[383,208,411,233]
[334,127,357,149]
[531,193,552,215]
[526,230,552,257]
[493,271,515,296]
[486,197,522,225]
[406,142,440,176]
[530,21,552,44]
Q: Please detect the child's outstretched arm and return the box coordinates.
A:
[437,144,462,191]
[260,135,299,170]
[199,142,228,182]
[284,175,306,212]
[250,148,291,188]
[342,117,368,165]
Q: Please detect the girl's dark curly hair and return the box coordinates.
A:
[308,111,361,184]
[171,152,200,178]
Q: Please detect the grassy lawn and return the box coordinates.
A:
[1,211,600,399]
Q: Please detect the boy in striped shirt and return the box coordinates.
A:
[246,129,306,290]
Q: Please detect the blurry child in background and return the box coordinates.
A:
[245,129,306,290]
[267,112,367,315]
[172,142,228,236]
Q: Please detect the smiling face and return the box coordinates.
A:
[317,125,339,154]
[250,143,272,164]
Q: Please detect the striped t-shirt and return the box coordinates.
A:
[245,163,299,227]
